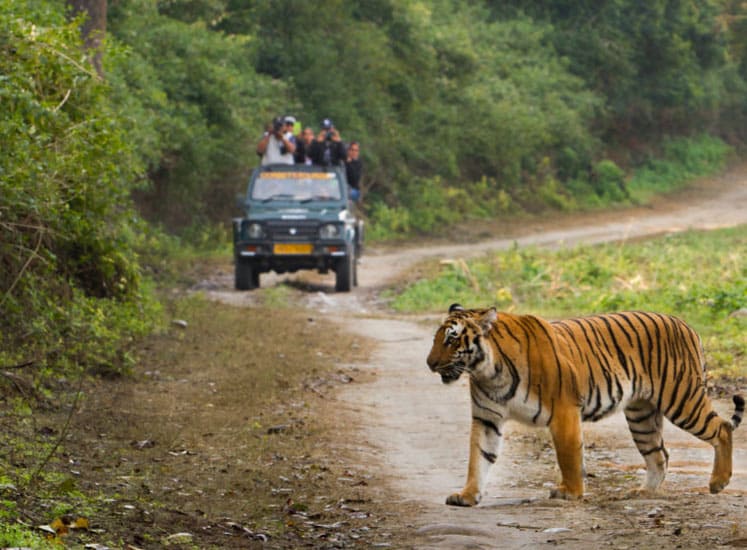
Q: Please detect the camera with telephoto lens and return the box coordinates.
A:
[272,117,284,133]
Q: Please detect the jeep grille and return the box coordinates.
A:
[266,220,319,241]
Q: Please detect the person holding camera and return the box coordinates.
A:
[256,116,296,165]
[309,118,346,167]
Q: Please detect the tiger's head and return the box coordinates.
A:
[427,303,497,384]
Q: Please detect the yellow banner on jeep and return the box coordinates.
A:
[261,172,333,179]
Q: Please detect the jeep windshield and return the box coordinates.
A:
[251,171,342,202]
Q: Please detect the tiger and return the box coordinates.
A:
[426,304,744,505]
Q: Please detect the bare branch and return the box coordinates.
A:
[0,221,49,232]
[0,370,35,399]
[1,360,37,370]
[37,41,102,80]
[1,230,44,306]
[53,88,72,112]
[28,374,85,487]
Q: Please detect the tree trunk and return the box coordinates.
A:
[66,0,107,76]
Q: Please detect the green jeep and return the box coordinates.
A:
[232,164,363,292]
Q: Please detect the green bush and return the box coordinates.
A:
[0,0,160,376]
[628,135,732,201]
[537,177,576,211]
[368,172,517,239]
[592,160,629,202]
[366,202,412,241]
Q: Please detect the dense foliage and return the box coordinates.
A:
[107,0,285,228]
[0,0,159,376]
[98,0,747,231]
[493,1,747,142]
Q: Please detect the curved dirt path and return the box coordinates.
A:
[207,168,747,548]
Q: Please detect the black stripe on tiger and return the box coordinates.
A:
[733,395,745,428]
[473,416,502,437]
[480,449,497,463]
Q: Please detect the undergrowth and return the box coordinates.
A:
[368,134,733,241]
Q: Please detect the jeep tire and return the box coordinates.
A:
[235,258,259,290]
[335,248,354,292]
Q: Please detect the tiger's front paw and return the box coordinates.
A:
[445,491,481,507]
[548,485,582,500]
[709,475,730,494]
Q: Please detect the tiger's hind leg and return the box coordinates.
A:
[665,387,745,493]
[707,421,734,494]
[624,400,668,493]
[668,392,735,494]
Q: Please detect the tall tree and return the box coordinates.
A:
[67,0,107,74]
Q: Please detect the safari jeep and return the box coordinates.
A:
[232,163,363,292]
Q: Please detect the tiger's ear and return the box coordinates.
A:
[448,303,464,313]
[478,307,497,333]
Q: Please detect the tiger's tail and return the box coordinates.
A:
[732,395,745,429]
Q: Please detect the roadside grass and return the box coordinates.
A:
[0,523,56,549]
[386,226,746,378]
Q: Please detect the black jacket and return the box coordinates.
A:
[345,159,362,190]
[309,139,346,167]
[294,139,313,164]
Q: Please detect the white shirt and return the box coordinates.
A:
[261,133,294,165]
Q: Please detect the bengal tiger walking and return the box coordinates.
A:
[426,304,744,505]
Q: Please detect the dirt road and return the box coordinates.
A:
[208,169,747,548]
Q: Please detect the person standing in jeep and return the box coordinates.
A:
[256,116,296,165]
[310,118,346,167]
[345,141,362,203]
[294,126,316,165]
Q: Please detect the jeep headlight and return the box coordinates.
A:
[246,222,264,239]
[319,223,340,239]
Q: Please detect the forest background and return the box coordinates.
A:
[2,0,747,421]
[2,1,747,544]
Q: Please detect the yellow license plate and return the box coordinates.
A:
[274,243,313,255]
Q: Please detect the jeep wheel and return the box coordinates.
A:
[235,259,257,290]
[335,250,354,292]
